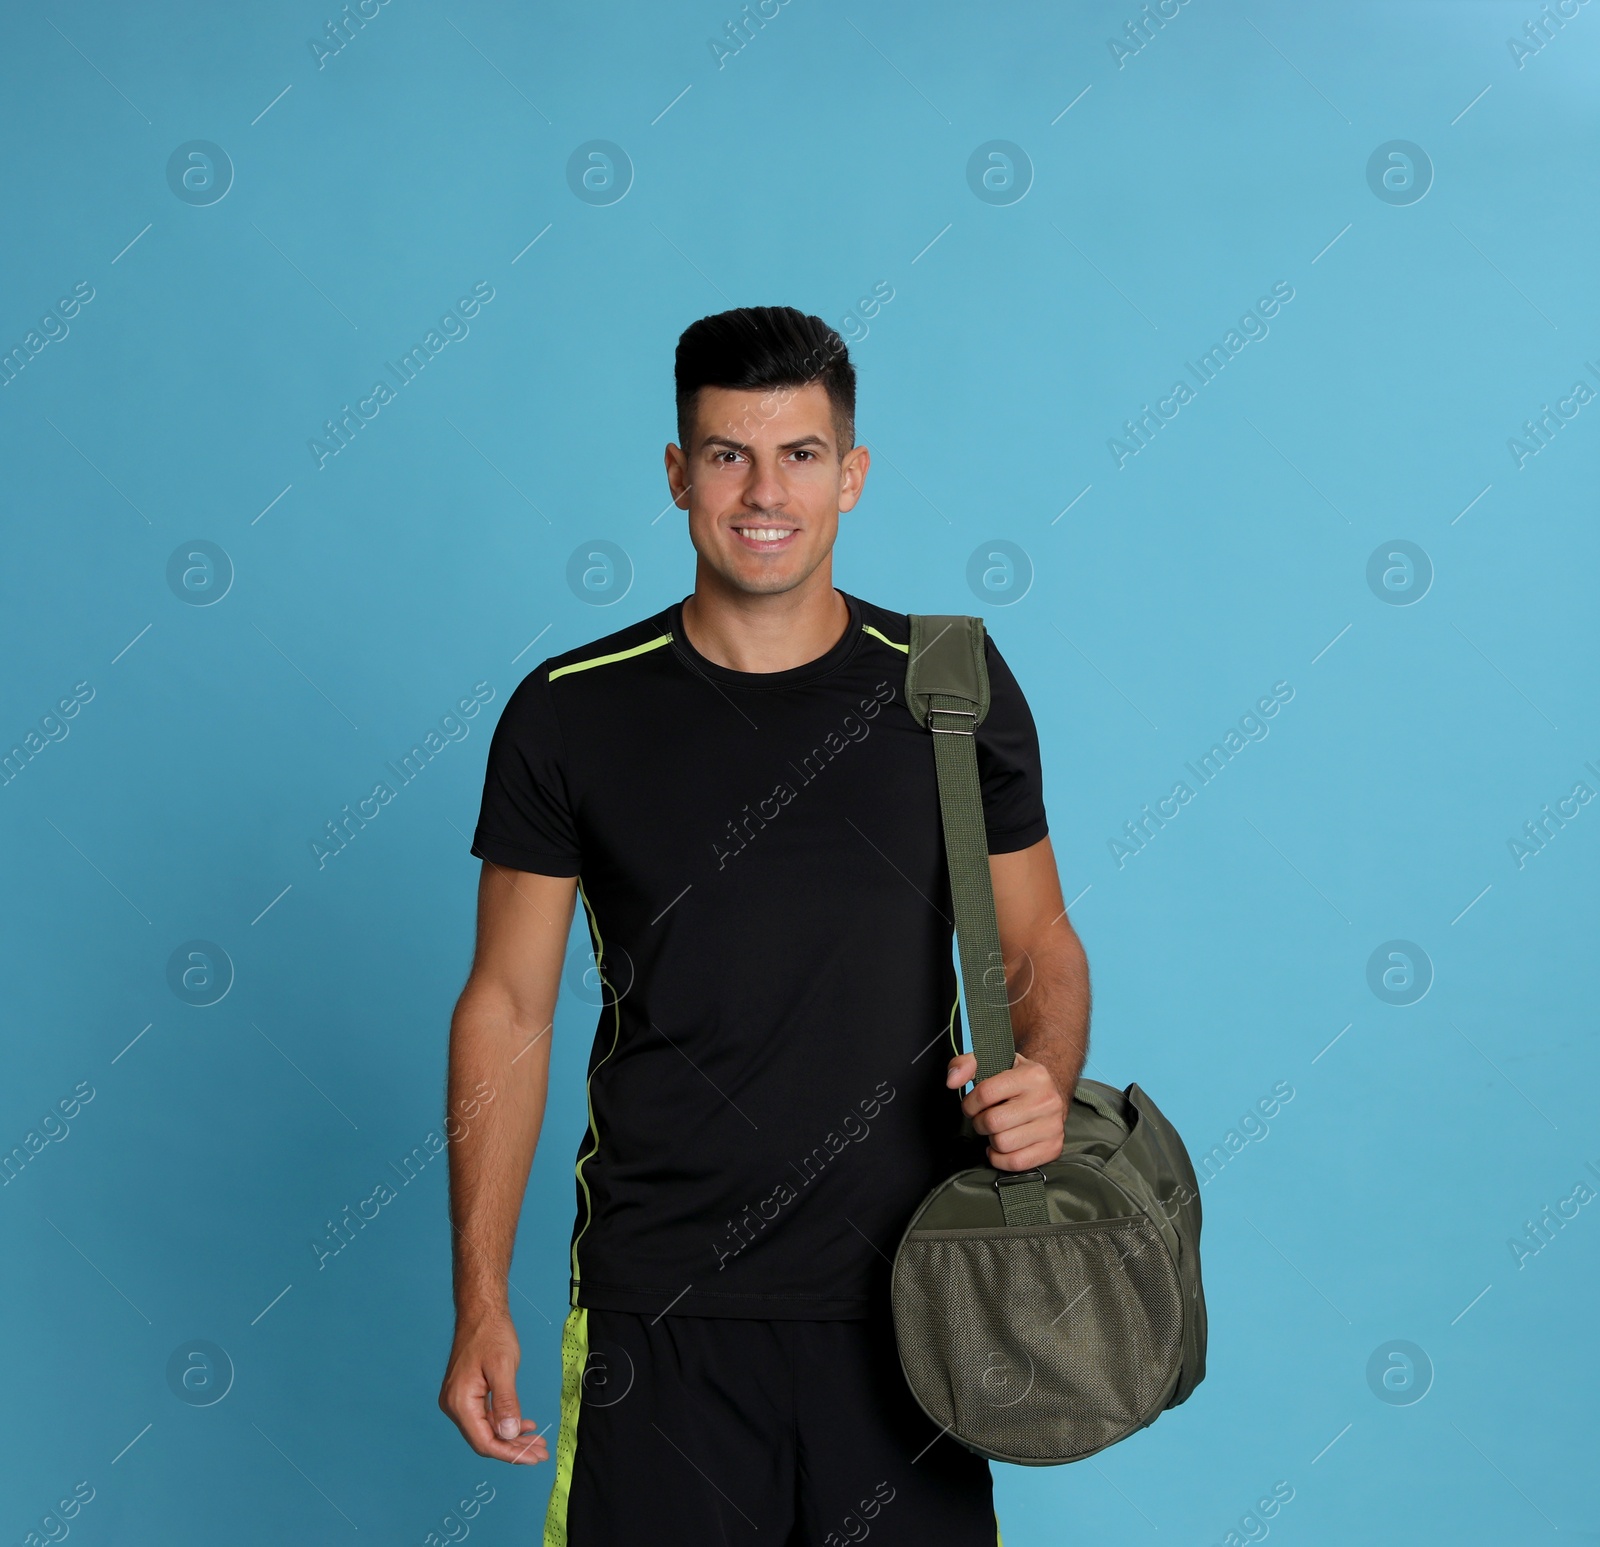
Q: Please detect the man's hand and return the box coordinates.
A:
[946,1051,1066,1171]
[438,1308,549,1466]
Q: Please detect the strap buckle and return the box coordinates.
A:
[992,1167,1048,1197]
[928,706,977,736]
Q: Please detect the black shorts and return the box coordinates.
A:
[542,1307,999,1546]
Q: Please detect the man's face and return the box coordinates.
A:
[665,381,870,598]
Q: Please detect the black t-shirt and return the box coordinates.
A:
[471,590,1048,1319]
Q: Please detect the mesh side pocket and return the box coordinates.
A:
[892,1217,1185,1464]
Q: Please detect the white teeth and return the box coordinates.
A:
[736,527,792,542]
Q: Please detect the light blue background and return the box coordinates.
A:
[3,2,1597,1543]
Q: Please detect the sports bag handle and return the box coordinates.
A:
[906,615,1047,1229]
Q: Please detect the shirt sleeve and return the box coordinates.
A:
[470,666,583,876]
[976,632,1050,855]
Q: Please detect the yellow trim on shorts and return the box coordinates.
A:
[542,1307,588,1547]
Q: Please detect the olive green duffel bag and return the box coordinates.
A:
[892,616,1207,1467]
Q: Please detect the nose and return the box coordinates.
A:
[742,454,788,513]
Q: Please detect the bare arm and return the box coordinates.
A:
[947,835,1091,1170]
[438,860,577,1466]
[990,835,1091,1099]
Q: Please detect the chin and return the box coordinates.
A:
[729,568,804,596]
[706,545,802,590]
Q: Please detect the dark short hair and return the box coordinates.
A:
[674,306,856,452]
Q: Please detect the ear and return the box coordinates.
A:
[663,442,692,508]
[838,443,871,512]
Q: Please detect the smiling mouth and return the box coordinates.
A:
[730,524,798,548]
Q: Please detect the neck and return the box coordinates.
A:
[680,564,849,673]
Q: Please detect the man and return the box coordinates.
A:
[438,306,1090,1545]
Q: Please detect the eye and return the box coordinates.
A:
[790,449,814,461]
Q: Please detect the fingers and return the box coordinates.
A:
[960,1051,1041,1108]
[961,1067,1035,1115]
[945,1052,977,1089]
[488,1360,524,1443]
[439,1336,550,1466]
[499,1418,551,1466]
[446,1373,549,1465]
[969,1087,1060,1136]
[949,1053,1066,1167]
[959,1058,1065,1177]
[950,1053,1050,1107]
[962,1058,1062,1126]
[489,1379,551,1464]
[988,1128,1066,1171]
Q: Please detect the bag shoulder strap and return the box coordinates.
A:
[906,614,1046,1228]
[904,614,992,728]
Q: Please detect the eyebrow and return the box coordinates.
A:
[701,433,831,455]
